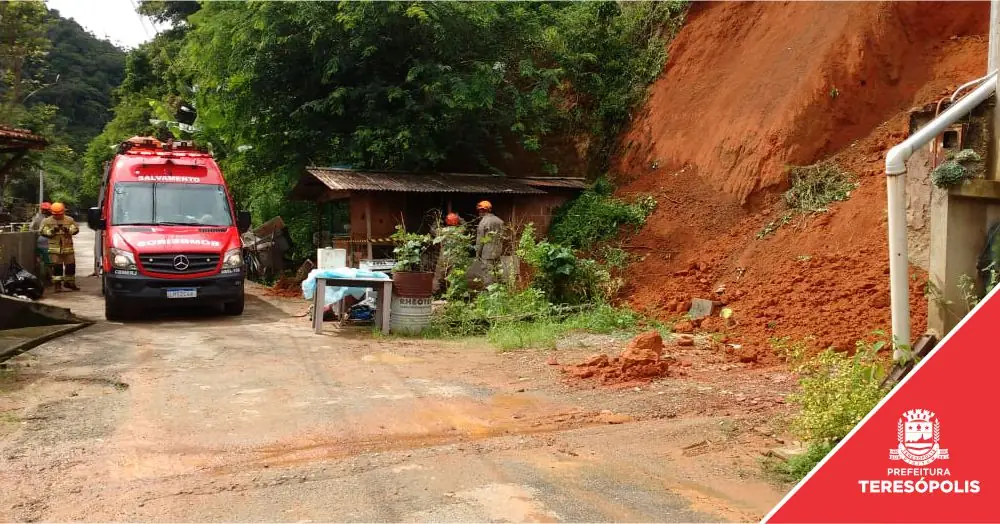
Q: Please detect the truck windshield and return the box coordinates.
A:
[110,182,233,227]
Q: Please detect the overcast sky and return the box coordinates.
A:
[46,0,165,49]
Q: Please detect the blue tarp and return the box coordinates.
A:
[301,267,391,308]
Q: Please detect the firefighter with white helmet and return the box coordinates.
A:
[40,202,80,291]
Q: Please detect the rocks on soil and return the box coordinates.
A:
[563,331,670,386]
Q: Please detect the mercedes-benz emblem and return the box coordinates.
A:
[173,255,190,271]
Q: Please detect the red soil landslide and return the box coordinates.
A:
[615,1,988,363]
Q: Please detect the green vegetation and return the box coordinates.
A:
[391,225,432,272]
[428,284,654,350]
[757,161,856,239]
[931,149,982,189]
[80,1,687,257]
[549,178,657,250]
[519,224,607,304]
[434,224,475,302]
[784,161,856,213]
[1,2,126,212]
[423,215,658,350]
[763,441,835,483]
[765,334,889,481]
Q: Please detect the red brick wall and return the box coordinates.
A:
[513,193,572,238]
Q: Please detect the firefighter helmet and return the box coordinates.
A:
[476,200,492,212]
[40,202,51,211]
[50,202,66,215]
[445,213,460,226]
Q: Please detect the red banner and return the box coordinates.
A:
[763,285,1000,523]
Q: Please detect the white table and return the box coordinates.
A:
[313,277,393,334]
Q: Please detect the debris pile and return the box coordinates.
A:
[563,331,670,386]
[265,261,314,298]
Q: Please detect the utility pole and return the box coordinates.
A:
[38,162,43,205]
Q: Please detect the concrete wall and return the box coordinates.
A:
[923,99,998,338]
[905,108,978,271]
[0,231,38,278]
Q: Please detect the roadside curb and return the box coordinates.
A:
[0,322,94,363]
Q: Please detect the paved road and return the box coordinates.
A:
[0,226,788,522]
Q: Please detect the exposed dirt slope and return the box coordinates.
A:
[615,1,989,361]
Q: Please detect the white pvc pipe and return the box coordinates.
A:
[886,78,996,175]
[886,174,910,358]
[884,76,996,360]
[950,70,997,102]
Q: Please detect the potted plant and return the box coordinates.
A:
[390,224,434,297]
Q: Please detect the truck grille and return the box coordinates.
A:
[139,252,219,274]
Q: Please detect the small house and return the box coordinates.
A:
[290,167,586,265]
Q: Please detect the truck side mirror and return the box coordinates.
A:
[87,207,105,230]
[237,211,252,233]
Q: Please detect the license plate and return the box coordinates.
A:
[166,288,197,299]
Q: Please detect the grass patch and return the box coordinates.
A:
[413,285,663,351]
[762,441,835,483]
[784,161,856,213]
[487,304,649,351]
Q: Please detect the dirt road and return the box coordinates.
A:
[0,226,794,522]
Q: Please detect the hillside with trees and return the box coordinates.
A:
[0,1,125,212]
[83,0,688,253]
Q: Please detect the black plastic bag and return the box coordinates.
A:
[2,257,44,300]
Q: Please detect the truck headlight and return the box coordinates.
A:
[109,248,136,270]
[222,248,243,269]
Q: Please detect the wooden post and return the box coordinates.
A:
[365,196,373,260]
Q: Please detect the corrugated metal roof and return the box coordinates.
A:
[514,177,588,189]
[0,125,47,148]
[304,167,546,195]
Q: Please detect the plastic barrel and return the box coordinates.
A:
[389,295,432,335]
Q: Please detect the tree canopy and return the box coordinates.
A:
[0,1,125,212]
[83,0,687,252]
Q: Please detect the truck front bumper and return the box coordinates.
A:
[104,270,244,306]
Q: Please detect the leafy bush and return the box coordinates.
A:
[549,178,657,250]
[784,162,857,213]
[517,224,613,304]
[391,225,432,272]
[433,224,474,301]
[762,337,889,480]
[789,339,888,445]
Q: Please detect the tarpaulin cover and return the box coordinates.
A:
[301,267,390,307]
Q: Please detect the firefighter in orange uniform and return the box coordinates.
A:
[40,202,80,291]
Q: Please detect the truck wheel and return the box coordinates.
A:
[105,295,126,321]
[223,296,245,316]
